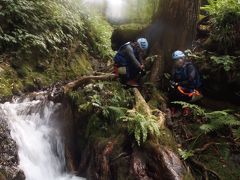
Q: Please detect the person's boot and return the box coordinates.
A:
[126,79,139,87]
[171,107,181,118]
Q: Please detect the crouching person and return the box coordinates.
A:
[170,50,203,103]
[113,38,148,87]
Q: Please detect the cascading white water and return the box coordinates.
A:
[0,95,84,180]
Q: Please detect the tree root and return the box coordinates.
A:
[190,158,221,180]
[193,142,221,154]
[133,88,166,128]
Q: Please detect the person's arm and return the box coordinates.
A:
[124,45,142,70]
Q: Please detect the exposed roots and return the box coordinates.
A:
[190,158,221,180]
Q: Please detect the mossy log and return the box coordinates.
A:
[63,74,115,93]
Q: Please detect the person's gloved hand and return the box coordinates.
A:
[139,69,146,76]
[170,81,178,88]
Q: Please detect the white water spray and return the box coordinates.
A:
[0,96,84,180]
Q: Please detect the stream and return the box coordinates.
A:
[0,93,84,180]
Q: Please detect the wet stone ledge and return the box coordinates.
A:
[0,118,25,180]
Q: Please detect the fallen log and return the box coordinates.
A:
[63,74,115,93]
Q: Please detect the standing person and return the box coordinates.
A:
[113,38,148,87]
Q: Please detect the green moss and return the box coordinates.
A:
[0,64,23,97]
[158,128,178,152]
[84,14,114,59]
[0,52,93,98]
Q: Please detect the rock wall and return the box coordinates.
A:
[0,118,25,180]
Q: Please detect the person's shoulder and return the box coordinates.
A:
[125,43,134,52]
[185,61,195,67]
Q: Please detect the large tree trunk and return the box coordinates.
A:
[145,0,200,75]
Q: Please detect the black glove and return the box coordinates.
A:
[139,69,146,76]
[170,81,178,88]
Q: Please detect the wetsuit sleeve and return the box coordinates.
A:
[124,45,142,69]
[187,64,196,82]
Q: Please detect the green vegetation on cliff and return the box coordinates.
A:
[0,0,113,98]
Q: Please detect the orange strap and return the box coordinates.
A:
[177,86,201,97]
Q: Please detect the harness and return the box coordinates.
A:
[177,86,201,97]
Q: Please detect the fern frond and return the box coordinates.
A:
[233,127,240,140]
[172,101,206,116]
[134,127,141,146]
[200,124,217,133]
[119,110,160,146]
[178,149,194,160]
[102,106,127,121]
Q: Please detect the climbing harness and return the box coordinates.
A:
[177,86,203,102]
[177,86,201,97]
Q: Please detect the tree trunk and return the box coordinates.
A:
[145,0,200,73]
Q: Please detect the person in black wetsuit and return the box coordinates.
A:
[170,50,203,103]
[113,38,148,87]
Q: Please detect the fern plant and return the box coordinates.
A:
[178,149,194,160]
[200,110,240,133]
[120,110,160,146]
[173,101,240,134]
[202,0,240,52]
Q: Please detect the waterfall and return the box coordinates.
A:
[0,94,84,180]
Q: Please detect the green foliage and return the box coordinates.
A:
[202,0,240,52]
[178,149,194,160]
[0,0,114,97]
[210,55,236,71]
[200,110,240,133]
[174,101,240,134]
[102,106,128,121]
[120,111,160,146]
[0,0,114,61]
[125,0,160,23]
[83,15,114,59]
[0,0,85,58]
[232,127,240,140]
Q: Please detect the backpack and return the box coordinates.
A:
[113,42,131,66]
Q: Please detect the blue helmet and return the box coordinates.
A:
[172,50,185,60]
[137,38,148,50]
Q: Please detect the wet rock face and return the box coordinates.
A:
[0,119,25,180]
